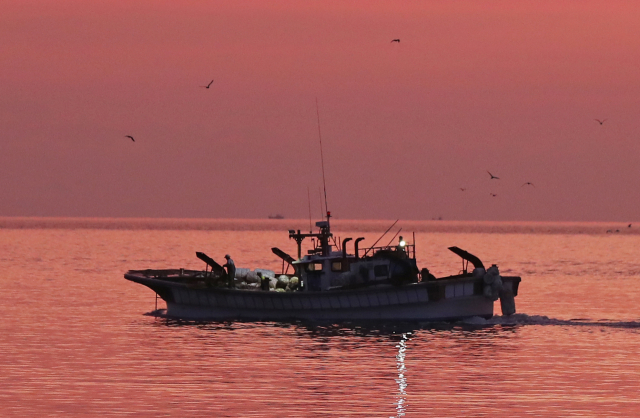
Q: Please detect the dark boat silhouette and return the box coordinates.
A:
[124,212,521,321]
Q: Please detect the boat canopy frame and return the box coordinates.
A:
[447,246,484,273]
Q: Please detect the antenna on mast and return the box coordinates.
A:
[307,186,313,233]
[316,97,329,223]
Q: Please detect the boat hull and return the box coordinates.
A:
[164,296,494,321]
[125,273,520,322]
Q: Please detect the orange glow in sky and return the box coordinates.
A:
[2,1,640,221]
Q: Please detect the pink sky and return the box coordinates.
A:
[2,1,640,221]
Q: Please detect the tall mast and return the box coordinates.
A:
[315,97,329,225]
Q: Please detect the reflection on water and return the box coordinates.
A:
[2,221,640,416]
[394,333,409,417]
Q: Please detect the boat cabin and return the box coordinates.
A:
[274,213,419,292]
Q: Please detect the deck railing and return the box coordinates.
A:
[359,244,415,259]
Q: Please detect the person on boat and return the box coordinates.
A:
[421,268,436,282]
[223,254,236,288]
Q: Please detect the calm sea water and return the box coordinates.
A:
[1,218,639,417]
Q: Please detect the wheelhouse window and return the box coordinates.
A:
[331,261,342,271]
[306,262,323,272]
[374,264,389,278]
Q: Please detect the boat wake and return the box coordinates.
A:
[144,309,168,317]
[462,313,640,329]
[142,310,640,331]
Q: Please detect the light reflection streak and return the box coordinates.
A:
[393,332,410,417]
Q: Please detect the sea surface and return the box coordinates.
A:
[1,218,639,417]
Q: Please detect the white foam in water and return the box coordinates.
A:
[461,314,640,328]
[144,309,168,317]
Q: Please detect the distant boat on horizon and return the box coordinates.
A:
[268,214,285,220]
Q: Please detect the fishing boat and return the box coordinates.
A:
[124,212,521,321]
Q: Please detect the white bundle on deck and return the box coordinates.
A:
[473,267,486,279]
[235,268,275,285]
[483,264,502,301]
[245,271,260,284]
[276,275,290,289]
[234,268,250,280]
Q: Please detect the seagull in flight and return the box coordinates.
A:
[201,80,214,89]
[595,119,607,125]
[522,182,535,187]
[487,171,499,180]
[391,39,400,43]
[125,135,135,142]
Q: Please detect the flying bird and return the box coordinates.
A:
[201,80,214,89]
[490,193,497,197]
[628,224,632,228]
[125,135,135,142]
[459,188,467,191]
[595,119,607,125]
[391,39,400,43]
[487,171,499,180]
[522,182,535,187]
